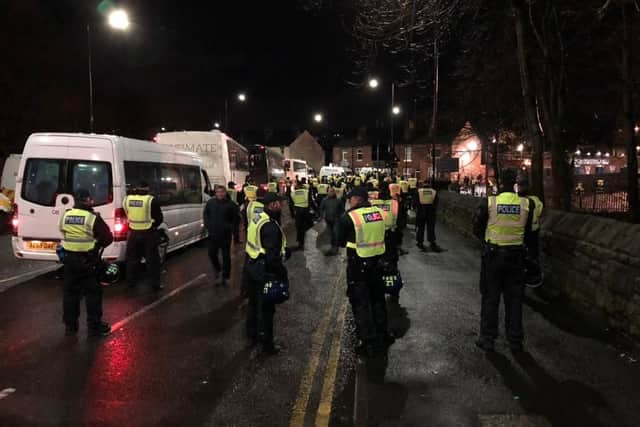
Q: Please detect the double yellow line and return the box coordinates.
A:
[289,268,348,427]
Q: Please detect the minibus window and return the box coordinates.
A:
[70,161,113,206]
[22,159,64,206]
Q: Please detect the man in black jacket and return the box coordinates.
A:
[203,185,240,286]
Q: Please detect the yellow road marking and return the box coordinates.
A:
[314,299,347,427]
[289,272,340,427]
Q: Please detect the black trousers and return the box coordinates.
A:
[346,257,388,345]
[232,214,241,244]
[294,207,311,246]
[244,259,275,347]
[479,247,525,343]
[326,220,338,248]
[63,252,103,328]
[416,205,436,245]
[126,229,160,287]
[383,230,399,271]
[208,234,232,278]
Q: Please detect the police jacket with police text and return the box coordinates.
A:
[203,197,239,238]
[259,209,288,281]
[69,204,114,251]
[472,194,534,243]
[129,193,163,229]
[336,202,379,260]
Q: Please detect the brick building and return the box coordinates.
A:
[266,130,325,173]
[332,139,374,170]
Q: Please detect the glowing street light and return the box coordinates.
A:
[517,143,524,152]
[213,122,220,129]
[368,78,379,89]
[313,113,323,123]
[635,125,640,134]
[108,9,130,31]
[392,105,401,116]
[596,151,602,156]
[237,93,247,102]
[575,149,581,155]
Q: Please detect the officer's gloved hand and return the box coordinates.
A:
[284,247,292,261]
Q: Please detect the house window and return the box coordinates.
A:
[356,149,363,161]
[405,146,412,162]
[342,151,349,161]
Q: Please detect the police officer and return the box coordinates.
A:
[123,181,164,290]
[337,187,393,356]
[267,177,279,194]
[204,185,240,286]
[316,181,329,206]
[472,169,534,352]
[242,180,258,230]
[415,181,443,252]
[290,178,314,249]
[60,189,113,336]
[244,192,289,354]
[517,175,544,286]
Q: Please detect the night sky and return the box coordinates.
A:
[2,0,394,149]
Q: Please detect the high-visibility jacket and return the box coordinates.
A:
[485,192,529,246]
[408,178,417,189]
[334,186,345,199]
[245,212,287,260]
[371,199,398,231]
[369,179,379,189]
[418,188,437,205]
[247,200,264,222]
[268,182,278,193]
[354,177,361,186]
[123,195,154,231]
[311,178,319,189]
[292,188,309,208]
[346,206,386,258]
[368,191,379,200]
[60,208,96,252]
[244,185,258,201]
[318,183,329,195]
[227,189,238,204]
[389,183,401,198]
[399,181,409,193]
[528,195,544,232]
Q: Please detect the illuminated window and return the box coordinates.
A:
[405,146,412,161]
[356,149,363,161]
[342,151,348,161]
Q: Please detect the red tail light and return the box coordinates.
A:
[10,204,18,236]
[113,208,128,241]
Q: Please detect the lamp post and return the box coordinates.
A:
[224,92,247,132]
[368,78,402,169]
[87,9,130,133]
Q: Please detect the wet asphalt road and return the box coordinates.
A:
[1,215,640,427]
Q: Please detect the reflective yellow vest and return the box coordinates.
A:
[244,185,258,202]
[418,188,437,205]
[124,195,154,231]
[528,195,544,232]
[369,179,379,189]
[60,208,96,252]
[311,178,319,189]
[245,212,287,260]
[227,189,238,204]
[399,180,409,193]
[389,183,401,198]
[268,182,278,193]
[346,206,386,258]
[247,200,264,222]
[334,186,345,199]
[292,188,309,208]
[485,192,529,246]
[354,177,361,186]
[318,183,329,195]
[371,199,398,230]
[368,191,379,200]
[408,178,417,189]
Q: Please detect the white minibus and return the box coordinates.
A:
[12,133,211,262]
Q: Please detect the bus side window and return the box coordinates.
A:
[284,160,290,171]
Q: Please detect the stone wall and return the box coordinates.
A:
[436,191,640,339]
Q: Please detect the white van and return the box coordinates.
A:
[155,131,249,190]
[12,133,211,262]
[283,158,308,182]
[319,165,350,179]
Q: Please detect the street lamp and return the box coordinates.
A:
[237,93,247,102]
[516,143,524,152]
[213,122,220,129]
[368,78,379,89]
[313,113,323,123]
[224,92,248,131]
[392,105,401,116]
[87,8,130,132]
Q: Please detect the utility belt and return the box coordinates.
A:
[484,242,524,254]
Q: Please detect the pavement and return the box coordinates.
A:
[0,234,58,293]
[0,214,639,426]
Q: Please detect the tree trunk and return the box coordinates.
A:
[512,0,545,198]
[622,2,639,222]
[429,39,439,184]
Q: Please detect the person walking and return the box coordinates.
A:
[244,192,290,354]
[204,185,239,286]
[290,178,314,249]
[473,169,534,352]
[123,181,164,290]
[59,189,113,337]
[319,186,344,255]
[227,181,242,244]
[415,181,444,252]
[337,187,392,357]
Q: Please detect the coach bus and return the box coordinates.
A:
[248,145,284,186]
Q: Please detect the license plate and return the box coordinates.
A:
[26,241,58,251]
